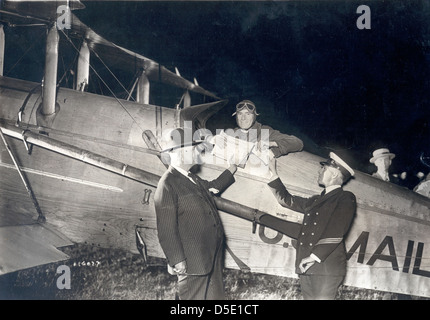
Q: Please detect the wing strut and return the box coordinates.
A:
[0,127,45,223]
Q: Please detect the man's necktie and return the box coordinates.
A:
[187,172,197,184]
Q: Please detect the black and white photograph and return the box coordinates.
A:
[0,0,429,305]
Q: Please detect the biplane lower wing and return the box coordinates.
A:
[0,128,73,275]
[0,213,73,275]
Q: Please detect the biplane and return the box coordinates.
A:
[0,1,429,298]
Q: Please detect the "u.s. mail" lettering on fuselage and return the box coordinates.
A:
[258,225,430,279]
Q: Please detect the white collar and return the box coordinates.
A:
[325,185,341,194]
[172,165,188,176]
[376,170,390,181]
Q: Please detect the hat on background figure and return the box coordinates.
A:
[370,148,396,164]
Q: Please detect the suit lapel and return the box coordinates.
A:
[171,167,197,187]
[170,167,210,202]
[191,173,219,211]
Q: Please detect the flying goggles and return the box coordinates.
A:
[232,100,259,116]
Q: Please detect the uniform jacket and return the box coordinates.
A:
[268,178,356,276]
[154,166,235,275]
[233,121,304,158]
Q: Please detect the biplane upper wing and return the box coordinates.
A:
[0,0,84,24]
[0,0,220,99]
[68,14,220,99]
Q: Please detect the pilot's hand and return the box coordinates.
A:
[256,140,268,152]
[257,140,277,152]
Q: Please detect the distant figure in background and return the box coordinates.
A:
[267,152,356,300]
[154,129,237,300]
[414,173,430,198]
[231,100,304,159]
[370,148,398,183]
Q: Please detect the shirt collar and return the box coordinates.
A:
[171,165,188,176]
[171,165,196,184]
[325,185,341,194]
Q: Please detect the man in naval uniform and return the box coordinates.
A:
[267,152,356,300]
[154,128,237,300]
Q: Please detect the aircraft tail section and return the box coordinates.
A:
[179,99,228,130]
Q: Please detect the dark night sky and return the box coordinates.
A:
[3,1,430,185]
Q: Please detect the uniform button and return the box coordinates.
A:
[302,232,305,235]
[311,232,314,236]
[304,223,307,225]
[316,212,319,215]
[300,242,303,245]
[310,243,313,246]
[307,213,310,216]
[314,222,317,225]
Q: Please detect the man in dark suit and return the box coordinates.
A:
[154,128,237,300]
[267,152,356,300]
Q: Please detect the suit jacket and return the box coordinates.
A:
[154,166,235,275]
[372,172,400,184]
[268,178,356,276]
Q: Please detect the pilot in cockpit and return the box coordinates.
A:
[230,99,304,159]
